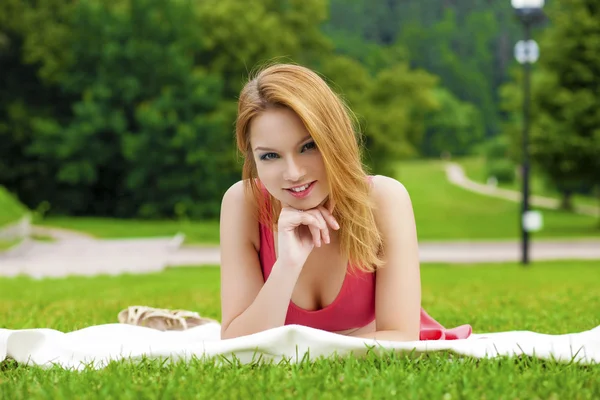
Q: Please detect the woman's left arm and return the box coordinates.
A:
[355,175,421,342]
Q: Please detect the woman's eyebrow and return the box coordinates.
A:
[253,135,312,152]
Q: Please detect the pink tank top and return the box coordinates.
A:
[259,220,376,331]
[256,178,472,340]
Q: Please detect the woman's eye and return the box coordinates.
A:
[302,141,317,151]
[260,153,278,161]
[259,142,315,161]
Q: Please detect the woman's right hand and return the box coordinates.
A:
[276,204,340,269]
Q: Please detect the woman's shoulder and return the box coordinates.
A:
[369,174,410,195]
[368,175,412,215]
[221,179,260,205]
[221,179,261,250]
[222,179,245,202]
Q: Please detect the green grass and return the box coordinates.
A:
[30,233,55,242]
[37,217,220,245]
[0,186,28,228]
[1,261,599,398]
[0,239,21,252]
[397,159,600,241]
[459,156,600,209]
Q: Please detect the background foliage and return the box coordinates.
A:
[0,0,598,219]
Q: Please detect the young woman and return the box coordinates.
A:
[219,63,471,341]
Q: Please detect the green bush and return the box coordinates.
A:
[486,159,516,184]
[483,135,510,161]
[421,88,485,158]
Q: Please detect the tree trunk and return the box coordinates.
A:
[560,190,573,211]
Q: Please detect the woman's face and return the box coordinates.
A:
[249,107,329,210]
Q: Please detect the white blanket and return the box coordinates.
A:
[1,323,599,370]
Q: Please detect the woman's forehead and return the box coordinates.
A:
[250,108,311,149]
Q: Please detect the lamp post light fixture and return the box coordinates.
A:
[511,0,545,266]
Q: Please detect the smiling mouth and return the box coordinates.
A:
[286,181,314,193]
[285,181,317,196]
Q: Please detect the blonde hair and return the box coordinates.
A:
[235,63,383,273]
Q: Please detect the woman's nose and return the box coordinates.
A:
[283,157,305,182]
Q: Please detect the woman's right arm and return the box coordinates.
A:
[219,181,302,339]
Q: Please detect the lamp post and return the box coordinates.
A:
[511,0,545,265]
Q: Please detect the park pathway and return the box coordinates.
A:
[170,239,600,265]
[1,227,599,278]
[444,162,600,217]
[0,226,185,278]
[1,164,599,278]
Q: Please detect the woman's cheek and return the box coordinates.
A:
[256,166,280,199]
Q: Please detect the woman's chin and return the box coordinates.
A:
[278,194,329,211]
[317,195,332,210]
[300,194,330,211]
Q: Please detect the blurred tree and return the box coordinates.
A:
[362,64,439,175]
[1,0,525,218]
[319,52,483,170]
[325,0,522,143]
[421,88,485,158]
[194,0,331,97]
[321,30,408,75]
[0,0,331,219]
[2,0,234,218]
[398,8,499,138]
[499,0,600,212]
[0,0,76,213]
[318,20,492,173]
[319,56,439,175]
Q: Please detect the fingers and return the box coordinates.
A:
[310,210,330,245]
[278,203,339,248]
[302,208,338,247]
[284,206,339,231]
[307,220,322,247]
[315,206,339,231]
[298,211,324,247]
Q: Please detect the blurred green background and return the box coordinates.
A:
[1,0,598,242]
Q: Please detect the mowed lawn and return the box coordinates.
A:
[458,156,600,210]
[1,261,599,398]
[0,186,28,228]
[396,160,600,241]
[0,186,29,252]
[36,217,221,245]
[37,159,600,243]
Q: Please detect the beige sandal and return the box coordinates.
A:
[118,305,218,331]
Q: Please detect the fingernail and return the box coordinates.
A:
[334,221,340,229]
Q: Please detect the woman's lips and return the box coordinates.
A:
[286,181,316,199]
